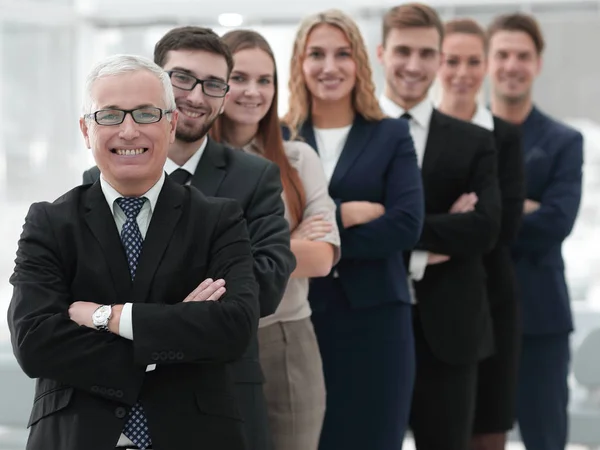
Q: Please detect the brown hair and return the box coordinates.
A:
[487,13,545,54]
[382,3,444,46]
[444,18,487,52]
[282,9,385,140]
[210,29,306,226]
[154,26,234,77]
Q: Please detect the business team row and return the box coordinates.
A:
[7,2,583,450]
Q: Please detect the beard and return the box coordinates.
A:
[175,110,219,143]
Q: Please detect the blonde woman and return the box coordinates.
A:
[282,9,424,450]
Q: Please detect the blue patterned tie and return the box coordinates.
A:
[116,197,152,450]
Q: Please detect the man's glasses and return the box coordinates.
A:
[84,107,172,126]
[167,70,229,98]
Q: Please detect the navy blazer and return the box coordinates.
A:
[512,106,584,335]
[284,115,424,310]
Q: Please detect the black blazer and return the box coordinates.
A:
[8,178,259,450]
[287,115,424,311]
[83,138,295,383]
[484,117,525,308]
[412,109,501,365]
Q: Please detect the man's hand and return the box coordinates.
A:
[291,214,332,241]
[524,199,541,214]
[69,301,101,328]
[449,192,478,213]
[427,253,450,265]
[341,201,385,228]
[183,278,227,302]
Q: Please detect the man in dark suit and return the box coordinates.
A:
[488,14,584,450]
[8,54,259,450]
[377,4,501,449]
[82,27,295,450]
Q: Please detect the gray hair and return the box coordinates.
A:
[81,54,176,117]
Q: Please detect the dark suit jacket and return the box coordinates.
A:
[83,138,295,384]
[512,106,583,335]
[285,115,424,310]
[412,109,501,365]
[483,117,525,308]
[8,177,259,450]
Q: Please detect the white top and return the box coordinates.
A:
[471,104,495,131]
[99,172,164,447]
[163,137,208,180]
[313,125,352,183]
[242,139,341,328]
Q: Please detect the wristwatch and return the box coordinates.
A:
[92,305,112,332]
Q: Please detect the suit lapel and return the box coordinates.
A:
[300,121,318,154]
[132,178,184,303]
[329,115,374,188]
[521,106,546,152]
[421,109,448,181]
[190,138,227,196]
[83,183,132,300]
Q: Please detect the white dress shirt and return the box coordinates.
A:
[471,104,495,132]
[163,137,208,180]
[313,125,352,183]
[379,95,434,288]
[99,172,164,447]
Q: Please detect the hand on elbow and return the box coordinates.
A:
[449,193,478,214]
[291,215,333,241]
[341,201,385,228]
[427,253,450,265]
[523,199,541,214]
[183,278,227,302]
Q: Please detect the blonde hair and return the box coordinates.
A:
[282,9,385,139]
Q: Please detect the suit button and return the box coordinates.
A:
[159,351,168,361]
[151,352,159,361]
[99,387,108,396]
[168,351,176,360]
[176,351,184,360]
[107,388,115,397]
[115,390,124,399]
[91,386,100,393]
[333,270,339,278]
[115,407,127,419]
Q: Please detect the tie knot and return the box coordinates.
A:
[400,112,412,120]
[116,197,146,219]
[170,168,191,185]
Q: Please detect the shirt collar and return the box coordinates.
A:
[471,104,495,131]
[379,94,434,129]
[100,171,165,215]
[164,137,208,175]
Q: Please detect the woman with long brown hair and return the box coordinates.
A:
[210,29,340,450]
[283,9,424,450]
[437,18,525,450]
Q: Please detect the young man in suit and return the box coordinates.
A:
[488,13,584,450]
[82,27,295,450]
[9,54,259,450]
[377,3,501,449]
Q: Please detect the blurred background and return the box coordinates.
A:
[1,0,599,448]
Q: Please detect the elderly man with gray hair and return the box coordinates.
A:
[7,54,259,450]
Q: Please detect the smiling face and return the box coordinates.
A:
[377,26,441,109]
[438,32,487,104]
[301,24,357,104]
[224,47,275,127]
[79,70,177,194]
[162,49,229,143]
[488,30,541,104]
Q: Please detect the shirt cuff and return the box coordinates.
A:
[118,303,133,340]
[409,251,428,281]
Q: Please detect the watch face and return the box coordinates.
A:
[92,305,111,326]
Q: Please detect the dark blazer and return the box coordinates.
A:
[412,109,501,365]
[512,106,583,335]
[83,138,294,450]
[7,178,259,450]
[484,117,525,308]
[286,114,424,310]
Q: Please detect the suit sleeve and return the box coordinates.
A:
[8,203,144,406]
[513,132,583,254]
[497,124,526,244]
[131,200,259,366]
[334,128,425,259]
[417,132,501,256]
[246,163,296,317]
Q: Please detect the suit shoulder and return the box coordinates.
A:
[537,109,582,143]
[188,187,243,217]
[440,111,492,138]
[223,145,275,173]
[376,117,411,135]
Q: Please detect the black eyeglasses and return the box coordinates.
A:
[84,107,173,126]
[167,70,229,98]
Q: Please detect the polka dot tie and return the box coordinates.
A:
[116,197,152,450]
